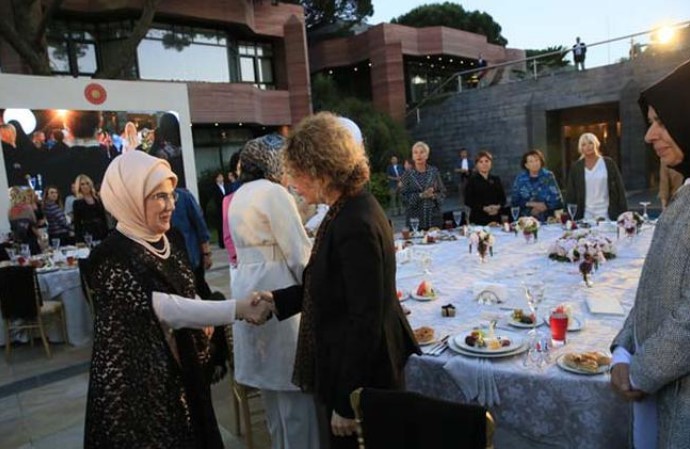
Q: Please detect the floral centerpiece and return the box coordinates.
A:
[617,211,643,238]
[548,229,616,263]
[469,229,495,262]
[515,216,540,242]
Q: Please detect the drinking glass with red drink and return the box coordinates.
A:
[550,309,568,346]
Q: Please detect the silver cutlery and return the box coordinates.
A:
[426,335,449,356]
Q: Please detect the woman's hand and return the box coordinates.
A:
[331,410,357,437]
[610,363,646,402]
[236,292,275,324]
[529,202,547,215]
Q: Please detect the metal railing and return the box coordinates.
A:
[406,19,690,125]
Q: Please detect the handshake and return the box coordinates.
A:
[236,291,276,325]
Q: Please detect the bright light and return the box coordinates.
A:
[56,109,68,118]
[3,108,37,134]
[656,26,675,44]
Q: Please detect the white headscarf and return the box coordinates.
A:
[100,151,177,243]
[337,117,363,146]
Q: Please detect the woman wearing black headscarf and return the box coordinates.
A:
[610,59,690,449]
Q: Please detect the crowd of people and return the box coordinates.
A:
[3,56,689,449]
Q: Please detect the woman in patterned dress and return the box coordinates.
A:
[510,149,563,221]
[400,141,446,230]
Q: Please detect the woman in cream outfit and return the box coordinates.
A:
[228,136,319,449]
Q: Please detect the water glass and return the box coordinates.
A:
[6,247,16,262]
[19,244,30,258]
[51,238,61,251]
[510,206,520,222]
[452,210,463,228]
[567,203,578,221]
[523,281,545,335]
[84,233,94,248]
[640,201,651,221]
[409,217,420,235]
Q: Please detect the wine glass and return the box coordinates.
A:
[567,203,578,221]
[510,206,520,223]
[19,244,31,259]
[463,205,472,226]
[84,233,94,248]
[640,201,651,222]
[6,247,17,262]
[409,217,420,235]
[51,238,61,252]
[523,281,545,336]
[452,210,463,228]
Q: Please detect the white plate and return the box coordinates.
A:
[507,312,542,329]
[453,331,524,354]
[542,315,583,332]
[418,338,439,347]
[410,291,438,301]
[448,337,528,359]
[556,354,609,375]
[37,266,59,274]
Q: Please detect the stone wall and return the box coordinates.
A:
[409,49,690,198]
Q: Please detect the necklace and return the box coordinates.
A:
[121,231,171,259]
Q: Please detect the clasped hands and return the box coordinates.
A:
[236,291,276,325]
[420,187,435,199]
[483,204,501,216]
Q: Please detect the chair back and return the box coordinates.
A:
[10,218,33,244]
[350,387,494,449]
[0,266,41,320]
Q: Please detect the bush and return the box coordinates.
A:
[369,172,390,209]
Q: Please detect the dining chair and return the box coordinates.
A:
[0,265,68,360]
[350,387,495,449]
[223,324,263,449]
[77,258,95,320]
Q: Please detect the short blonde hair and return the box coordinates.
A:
[9,186,23,207]
[578,133,601,158]
[283,112,370,197]
[411,141,430,157]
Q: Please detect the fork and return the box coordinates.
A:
[426,335,449,356]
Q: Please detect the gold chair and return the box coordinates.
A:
[350,387,495,449]
[0,266,68,360]
[224,325,263,449]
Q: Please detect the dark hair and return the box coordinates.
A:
[155,112,181,147]
[65,111,101,139]
[44,184,63,208]
[475,150,493,164]
[52,129,64,142]
[520,149,545,170]
[228,151,241,175]
[238,159,267,183]
[7,120,33,150]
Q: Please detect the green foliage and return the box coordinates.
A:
[525,46,570,71]
[311,73,411,173]
[281,0,373,31]
[368,172,391,208]
[391,2,507,46]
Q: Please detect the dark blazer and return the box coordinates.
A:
[565,156,627,220]
[464,172,507,225]
[272,191,419,418]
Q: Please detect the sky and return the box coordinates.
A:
[369,0,690,67]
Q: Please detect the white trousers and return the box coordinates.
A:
[261,389,320,449]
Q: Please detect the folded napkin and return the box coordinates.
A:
[472,282,508,304]
[443,356,501,406]
[395,247,411,265]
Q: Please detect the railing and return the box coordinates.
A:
[406,20,690,126]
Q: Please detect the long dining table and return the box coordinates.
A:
[399,223,652,449]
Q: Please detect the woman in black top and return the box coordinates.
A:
[465,151,507,225]
[72,174,109,242]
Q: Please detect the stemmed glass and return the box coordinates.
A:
[409,218,420,236]
[51,238,61,252]
[6,248,17,262]
[640,202,651,222]
[463,205,472,227]
[523,280,545,336]
[84,233,94,248]
[510,206,520,223]
[452,210,463,228]
[567,203,578,221]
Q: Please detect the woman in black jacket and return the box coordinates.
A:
[257,112,419,449]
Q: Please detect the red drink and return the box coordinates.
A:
[550,312,568,346]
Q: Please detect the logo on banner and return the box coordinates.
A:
[84,83,107,105]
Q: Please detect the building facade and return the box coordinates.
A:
[0,0,311,174]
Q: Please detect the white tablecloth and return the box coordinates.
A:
[400,224,652,449]
[0,267,93,346]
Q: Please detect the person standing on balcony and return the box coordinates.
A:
[573,37,587,71]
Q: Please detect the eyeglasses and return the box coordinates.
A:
[148,191,179,204]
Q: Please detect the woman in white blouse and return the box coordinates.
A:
[565,132,627,220]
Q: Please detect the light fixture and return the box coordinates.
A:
[328,70,333,75]
[412,75,425,85]
[3,108,36,134]
[354,67,358,72]
[239,123,243,126]
[214,123,219,127]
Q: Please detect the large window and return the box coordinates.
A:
[137,25,230,82]
[234,41,275,89]
[47,22,98,76]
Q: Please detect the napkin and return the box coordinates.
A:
[443,356,501,406]
[585,296,625,315]
[472,282,508,304]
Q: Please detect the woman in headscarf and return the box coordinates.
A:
[84,151,271,448]
[256,112,419,449]
[610,59,690,449]
[228,135,320,449]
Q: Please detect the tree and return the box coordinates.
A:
[525,46,570,75]
[391,2,507,46]
[281,0,373,31]
[0,0,162,78]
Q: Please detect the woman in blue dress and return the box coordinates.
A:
[510,150,563,221]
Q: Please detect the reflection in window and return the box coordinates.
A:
[237,41,274,89]
[47,22,99,76]
[137,25,230,82]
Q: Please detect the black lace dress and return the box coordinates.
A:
[84,231,223,448]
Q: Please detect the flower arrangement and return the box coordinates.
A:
[515,216,540,242]
[469,229,495,261]
[548,229,616,263]
[617,211,643,238]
